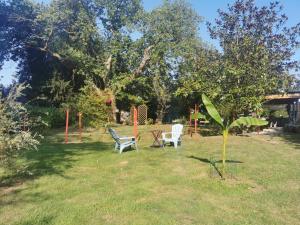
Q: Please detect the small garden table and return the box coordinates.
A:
[151,130,163,147]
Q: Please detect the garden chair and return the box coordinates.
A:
[162,124,183,148]
[108,128,138,154]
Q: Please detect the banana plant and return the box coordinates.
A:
[202,94,268,177]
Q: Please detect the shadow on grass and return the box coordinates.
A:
[279,132,300,150]
[0,141,113,187]
[187,155,243,178]
[188,155,243,164]
[17,215,55,225]
[0,187,52,207]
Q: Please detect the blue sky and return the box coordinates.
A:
[1,0,300,86]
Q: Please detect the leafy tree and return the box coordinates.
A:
[205,0,300,117]
[142,0,202,122]
[76,81,113,128]
[176,45,222,105]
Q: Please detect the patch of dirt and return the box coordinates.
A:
[119,161,129,166]
[0,183,25,196]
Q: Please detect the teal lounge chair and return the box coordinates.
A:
[108,128,138,154]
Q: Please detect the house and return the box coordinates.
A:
[265,91,300,132]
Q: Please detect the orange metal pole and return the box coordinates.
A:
[189,108,192,126]
[133,107,138,139]
[78,112,82,142]
[194,104,197,133]
[65,109,69,144]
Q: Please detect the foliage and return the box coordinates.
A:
[202,94,268,178]
[0,84,41,170]
[177,0,300,119]
[145,118,154,125]
[76,81,111,128]
[208,0,300,115]
[43,72,73,107]
[27,106,67,129]
[172,117,187,125]
[141,0,202,121]
[0,0,299,124]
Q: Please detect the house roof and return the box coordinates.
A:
[265,91,300,104]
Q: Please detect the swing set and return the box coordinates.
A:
[64,104,148,143]
[64,109,83,144]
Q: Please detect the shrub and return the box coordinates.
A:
[172,117,187,124]
[76,81,112,128]
[27,106,67,129]
[0,84,41,170]
[145,118,154,125]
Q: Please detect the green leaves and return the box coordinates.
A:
[202,94,224,128]
[0,84,41,169]
[190,112,207,120]
[201,94,269,178]
[202,94,269,130]
[229,117,268,129]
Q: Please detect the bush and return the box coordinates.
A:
[27,106,67,129]
[145,118,154,125]
[0,84,41,170]
[172,117,187,124]
[76,81,112,128]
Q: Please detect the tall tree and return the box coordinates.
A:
[205,0,300,117]
[142,0,202,122]
[0,0,146,107]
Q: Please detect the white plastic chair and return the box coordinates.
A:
[162,124,183,148]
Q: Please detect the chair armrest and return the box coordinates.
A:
[162,132,171,139]
[119,136,135,140]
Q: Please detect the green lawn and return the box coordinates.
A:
[1,125,300,225]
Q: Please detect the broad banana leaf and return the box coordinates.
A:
[229,117,268,128]
[202,94,224,128]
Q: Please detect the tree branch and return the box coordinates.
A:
[105,55,112,71]
[26,44,63,61]
[42,27,54,51]
[133,45,154,77]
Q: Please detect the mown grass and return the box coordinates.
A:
[0,125,299,225]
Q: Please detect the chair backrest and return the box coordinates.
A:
[172,124,183,139]
[108,128,120,144]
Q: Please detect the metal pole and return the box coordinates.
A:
[194,104,197,133]
[133,107,138,139]
[65,109,69,144]
[78,112,82,142]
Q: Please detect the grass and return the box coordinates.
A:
[0,125,299,225]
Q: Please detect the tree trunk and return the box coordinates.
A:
[156,108,166,124]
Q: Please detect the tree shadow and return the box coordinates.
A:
[187,155,243,178]
[278,133,300,150]
[0,186,52,207]
[0,141,113,187]
[17,215,55,225]
[187,155,243,164]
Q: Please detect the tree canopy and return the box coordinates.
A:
[0,0,299,122]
